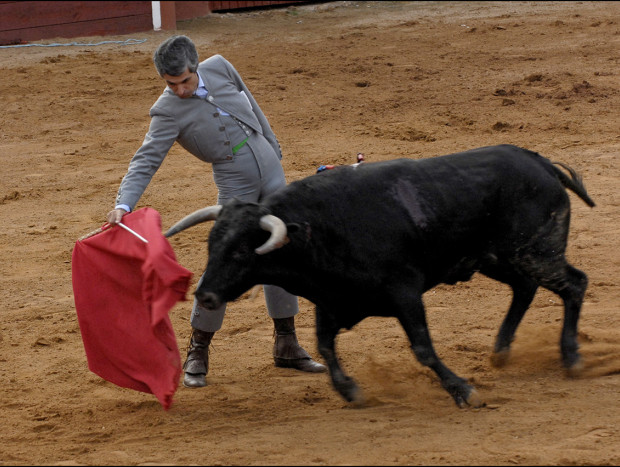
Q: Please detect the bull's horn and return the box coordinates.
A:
[255,214,289,255]
[165,205,222,237]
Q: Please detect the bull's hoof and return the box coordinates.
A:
[465,389,485,408]
[565,357,584,378]
[348,388,366,408]
[490,348,510,368]
[452,385,485,408]
[335,377,362,404]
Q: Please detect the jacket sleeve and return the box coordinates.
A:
[115,108,179,210]
[222,57,282,159]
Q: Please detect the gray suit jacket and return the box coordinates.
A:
[115,54,282,210]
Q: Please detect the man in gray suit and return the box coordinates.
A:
[106,35,325,388]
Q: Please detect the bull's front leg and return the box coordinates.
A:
[315,306,363,404]
[396,291,484,408]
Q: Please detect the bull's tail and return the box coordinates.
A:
[551,161,596,207]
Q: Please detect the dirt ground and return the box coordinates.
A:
[0,1,618,465]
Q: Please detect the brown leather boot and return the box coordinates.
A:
[273,317,326,373]
[183,328,215,388]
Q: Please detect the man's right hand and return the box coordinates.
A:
[106,208,127,225]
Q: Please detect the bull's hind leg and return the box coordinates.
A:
[543,264,588,375]
[396,294,483,408]
[315,306,363,404]
[513,204,588,375]
[520,256,588,376]
[482,269,539,367]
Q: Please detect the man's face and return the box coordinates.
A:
[163,67,199,99]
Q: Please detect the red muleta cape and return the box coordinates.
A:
[72,207,192,410]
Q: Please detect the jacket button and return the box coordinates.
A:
[219,126,225,131]
[226,156,233,160]
[224,141,230,146]
[213,112,219,117]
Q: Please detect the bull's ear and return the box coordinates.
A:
[286,223,302,234]
[285,223,308,245]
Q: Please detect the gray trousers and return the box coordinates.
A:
[190,131,299,332]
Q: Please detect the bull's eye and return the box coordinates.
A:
[231,246,249,261]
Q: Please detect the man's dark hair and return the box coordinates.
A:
[153,35,199,77]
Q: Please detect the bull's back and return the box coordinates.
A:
[285,144,561,232]
[268,145,569,278]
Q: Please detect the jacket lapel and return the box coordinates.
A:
[197,69,261,134]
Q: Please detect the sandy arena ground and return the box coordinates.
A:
[0,1,619,465]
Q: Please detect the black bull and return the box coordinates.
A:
[165,144,595,408]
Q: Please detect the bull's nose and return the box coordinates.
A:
[195,290,222,310]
